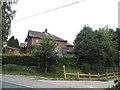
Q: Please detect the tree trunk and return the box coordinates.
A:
[44,60,47,73]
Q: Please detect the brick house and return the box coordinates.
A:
[67,43,74,54]
[24,29,73,54]
[5,46,19,54]
[19,43,26,53]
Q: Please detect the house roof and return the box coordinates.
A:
[20,43,26,48]
[5,46,19,50]
[25,30,67,42]
[67,43,73,47]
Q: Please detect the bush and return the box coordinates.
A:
[20,66,37,73]
[2,64,38,74]
[58,55,77,67]
[2,64,18,71]
[80,63,91,73]
[2,54,37,66]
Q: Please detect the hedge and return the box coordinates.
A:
[2,54,78,67]
[57,55,78,67]
[2,54,37,66]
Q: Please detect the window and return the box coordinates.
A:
[36,40,38,43]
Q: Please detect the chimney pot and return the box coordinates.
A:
[45,29,47,32]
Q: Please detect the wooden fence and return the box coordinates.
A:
[63,65,120,80]
[64,71,120,80]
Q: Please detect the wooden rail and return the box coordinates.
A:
[64,72,120,80]
[63,65,120,80]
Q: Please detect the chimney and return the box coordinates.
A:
[45,29,47,32]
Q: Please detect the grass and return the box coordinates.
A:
[2,64,119,81]
[2,64,83,80]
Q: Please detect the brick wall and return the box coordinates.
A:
[67,46,74,53]
[25,37,67,54]
[5,47,19,54]
[25,37,32,53]
[55,41,67,53]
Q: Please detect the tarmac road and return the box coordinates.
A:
[1,74,114,89]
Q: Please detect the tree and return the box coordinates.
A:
[74,25,118,67]
[74,25,98,64]
[7,36,19,48]
[115,28,120,51]
[1,1,18,45]
[31,38,58,73]
[95,29,118,67]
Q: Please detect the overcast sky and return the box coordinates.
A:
[10,0,119,44]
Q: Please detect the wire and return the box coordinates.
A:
[13,0,86,22]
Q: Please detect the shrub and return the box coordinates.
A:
[58,55,77,67]
[2,54,37,66]
[2,64,18,71]
[80,63,91,73]
[19,66,37,73]
[31,38,58,73]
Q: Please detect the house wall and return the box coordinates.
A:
[25,38,42,53]
[25,37,67,54]
[5,47,19,54]
[20,48,25,53]
[5,47,11,53]
[13,49,19,54]
[25,37,32,53]
[67,46,74,53]
[55,41,67,53]
[31,38,42,45]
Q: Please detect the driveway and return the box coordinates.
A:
[1,74,115,89]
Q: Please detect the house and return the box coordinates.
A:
[67,43,74,54]
[24,29,73,54]
[19,43,26,53]
[5,46,19,54]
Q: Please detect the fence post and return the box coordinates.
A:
[63,65,66,80]
[64,71,66,80]
[77,72,79,80]
[89,73,91,80]
[98,73,100,80]
[106,72,108,80]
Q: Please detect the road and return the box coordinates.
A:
[1,74,115,89]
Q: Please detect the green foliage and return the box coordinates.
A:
[2,1,18,44]
[80,63,91,73]
[30,38,58,73]
[2,54,37,66]
[74,25,118,67]
[116,28,120,51]
[7,36,19,48]
[2,64,18,71]
[58,55,77,67]
[80,63,118,74]
[2,64,38,75]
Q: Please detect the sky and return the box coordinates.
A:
[10,0,120,44]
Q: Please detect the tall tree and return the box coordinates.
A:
[7,36,19,48]
[74,25,118,67]
[74,26,99,64]
[1,1,18,45]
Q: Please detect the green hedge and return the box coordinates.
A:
[58,55,78,67]
[2,54,37,66]
[2,54,78,67]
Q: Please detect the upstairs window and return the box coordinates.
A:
[36,40,38,43]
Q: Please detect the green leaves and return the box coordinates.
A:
[74,25,118,67]
[2,1,17,44]
[30,38,58,73]
[7,36,19,48]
